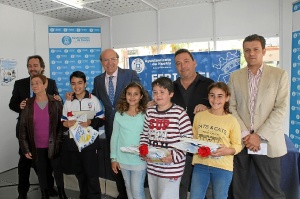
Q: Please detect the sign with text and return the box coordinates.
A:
[290,1,300,149]
[49,26,102,101]
[129,50,240,95]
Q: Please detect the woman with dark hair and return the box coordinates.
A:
[19,74,67,199]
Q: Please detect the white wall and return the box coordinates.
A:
[0,4,67,172]
[0,4,34,173]
[0,0,295,172]
[79,0,293,133]
[73,17,111,50]
[215,0,280,39]
[280,0,293,135]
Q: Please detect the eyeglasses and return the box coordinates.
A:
[102,57,119,63]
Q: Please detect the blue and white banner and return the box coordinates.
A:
[49,26,102,101]
[290,2,300,149]
[129,50,240,95]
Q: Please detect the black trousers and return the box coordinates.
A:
[230,148,285,199]
[114,171,127,199]
[73,149,101,199]
[179,154,193,199]
[36,148,64,190]
[98,138,127,199]
[18,148,55,195]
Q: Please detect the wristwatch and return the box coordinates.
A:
[111,158,117,162]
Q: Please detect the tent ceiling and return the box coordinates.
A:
[0,0,228,23]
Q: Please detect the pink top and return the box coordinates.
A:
[33,101,49,148]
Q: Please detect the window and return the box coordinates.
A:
[114,37,279,68]
[216,37,279,67]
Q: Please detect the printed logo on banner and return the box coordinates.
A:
[293,1,300,12]
[131,58,146,73]
[49,26,102,102]
[129,50,240,97]
[293,32,300,38]
[212,52,240,82]
[62,36,72,45]
[290,28,300,148]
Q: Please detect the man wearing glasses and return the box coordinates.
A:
[93,49,140,199]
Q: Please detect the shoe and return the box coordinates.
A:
[116,196,128,199]
[48,187,58,197]
[17,194,27,199]
[57,186,68,199]
[41,190,50,199]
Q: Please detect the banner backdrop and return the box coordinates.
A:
[129,50,240,95]
[290,2,300,149]
[48,26,102,101]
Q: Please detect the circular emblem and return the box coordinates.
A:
[62,36,72,46]
[294,5,298,11]
[131,58,145,74]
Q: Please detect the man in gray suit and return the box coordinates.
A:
[92,49,140,199]
[228,34,288,199]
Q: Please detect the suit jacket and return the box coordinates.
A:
[228,64,289,158]
[92,67,140,140]
[9,77,59,138]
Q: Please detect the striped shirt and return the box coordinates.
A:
[140,104,192,178]
[248,65,263,131]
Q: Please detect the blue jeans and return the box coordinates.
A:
[121,168,146,199]
[190,164,232,199]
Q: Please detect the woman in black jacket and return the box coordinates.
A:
[19,74,67,199]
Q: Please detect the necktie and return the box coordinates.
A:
[108,76,115,104]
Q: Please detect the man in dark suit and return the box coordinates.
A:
[92,49,140,199]
[171,49,214,199]
[9,55,60,199]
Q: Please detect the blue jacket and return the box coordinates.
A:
[92,67,140,140]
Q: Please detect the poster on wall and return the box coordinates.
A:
[0,58,17,86]
[129,50,240,95]
[290,1,300,150]
[48,26,102,101]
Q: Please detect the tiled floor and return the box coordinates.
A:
[0,168,114,199]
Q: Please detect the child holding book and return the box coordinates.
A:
[190,82,242,199]
[110,82,149,199]
[140,77,193,199]
[61,71,105,199]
